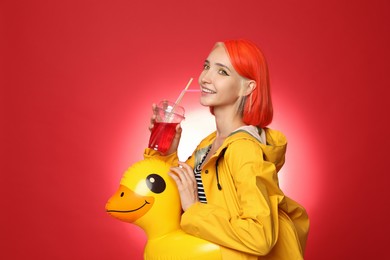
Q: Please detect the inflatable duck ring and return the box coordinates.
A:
[106,158,222,259]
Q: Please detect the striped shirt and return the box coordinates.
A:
[194,145,211,203]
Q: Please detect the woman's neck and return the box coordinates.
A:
[213,107,245,144]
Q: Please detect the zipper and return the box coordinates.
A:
[215,147,227,190]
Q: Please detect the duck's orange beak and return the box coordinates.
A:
[105,185,154,223]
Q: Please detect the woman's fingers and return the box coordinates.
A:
[169,166,187,186]
[171,163,194,184]
[169,164,198,211]
[149,114,156,131]
[178,162,193,173]
[168,171,180,184]
[178,162,195,184]
[149,103,157,131]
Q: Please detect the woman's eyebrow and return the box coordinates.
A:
[205,59,231,72]
[215,62,231,72]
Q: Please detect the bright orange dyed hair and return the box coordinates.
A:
[223,39,273,128]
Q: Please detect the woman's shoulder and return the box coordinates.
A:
[225,127,287,171]
[227,127,287,147]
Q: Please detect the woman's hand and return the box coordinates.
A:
[169,162,199,211]
[149,103,182,155]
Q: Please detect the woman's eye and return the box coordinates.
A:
[203,64,210,70]
[218,69,229,76]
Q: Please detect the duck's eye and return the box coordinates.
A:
[146,174,166,194]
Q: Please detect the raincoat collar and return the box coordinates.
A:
[201,127,287,173]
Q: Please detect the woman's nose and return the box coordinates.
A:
[199,70,212,85]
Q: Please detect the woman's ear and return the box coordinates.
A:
[243,80,256,96]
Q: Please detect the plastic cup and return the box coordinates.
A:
[148,101,185,154]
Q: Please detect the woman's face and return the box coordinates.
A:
[198,43,247,111]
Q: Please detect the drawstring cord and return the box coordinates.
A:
[215,148,227,190]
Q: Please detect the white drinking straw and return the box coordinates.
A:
[174,78,193,106]
[165,78,193,122]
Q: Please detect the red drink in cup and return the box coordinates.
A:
[148,101,185,154]
[148,122,179,153]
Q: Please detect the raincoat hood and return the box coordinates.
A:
[210,127,287,173]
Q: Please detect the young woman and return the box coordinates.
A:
[145,39,309,259]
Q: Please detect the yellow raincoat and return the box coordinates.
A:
[144,128,309,259]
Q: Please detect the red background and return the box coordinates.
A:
[1,0,389,259]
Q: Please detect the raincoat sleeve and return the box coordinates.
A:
[143,147,179,166]
[180,139,281,256]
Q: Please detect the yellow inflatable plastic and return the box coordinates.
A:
[106,158,222,259]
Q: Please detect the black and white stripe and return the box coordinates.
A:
[194,146,211,203]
